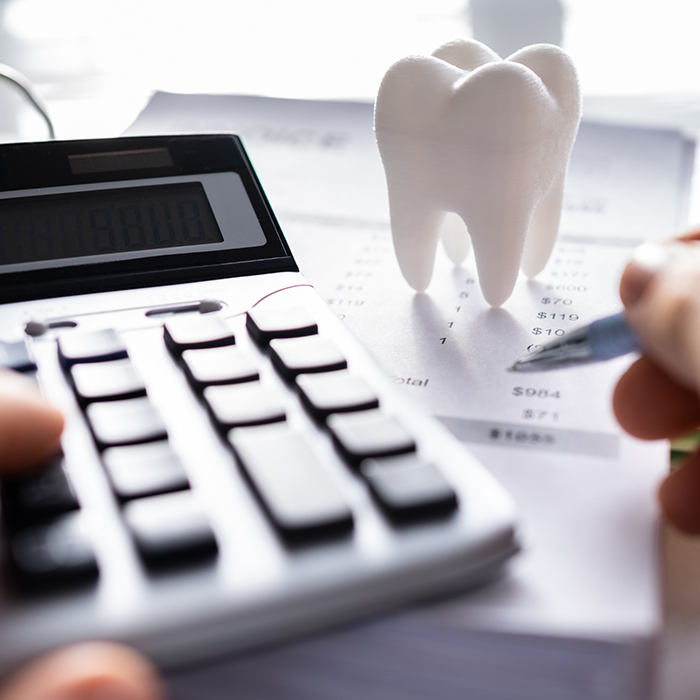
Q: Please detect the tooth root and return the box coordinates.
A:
[460,203,533,307]
[440,213,471,266]
[379,135,444,291]
[521,172,566,278]
[387,188,443,292]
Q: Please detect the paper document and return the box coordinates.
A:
[127,94,693,699]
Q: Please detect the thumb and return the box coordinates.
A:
[0,643,164,700]
[620,240,700,393]
[0,370,63,475]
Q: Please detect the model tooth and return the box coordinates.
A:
[374,39,581,306]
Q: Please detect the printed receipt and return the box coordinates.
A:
[127,92,692,646]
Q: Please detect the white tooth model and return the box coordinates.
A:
[374,39,581,306]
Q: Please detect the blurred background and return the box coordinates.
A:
[2,0,700,144]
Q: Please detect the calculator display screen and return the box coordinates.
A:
[0,171,267,274]
[0,134,296,302]
[0,182,224,266]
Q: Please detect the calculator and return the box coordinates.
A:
[0,134,517,674]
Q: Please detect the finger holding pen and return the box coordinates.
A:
[612,232,700,533]
[620,236,700,392]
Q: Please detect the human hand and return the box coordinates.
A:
[613,232,700,534]
[0,370,164,700]
[0,642,164,700]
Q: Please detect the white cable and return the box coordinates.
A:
[0,63,55,139]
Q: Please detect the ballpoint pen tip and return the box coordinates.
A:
[508,354,532,371]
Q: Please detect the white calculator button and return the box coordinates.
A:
[269,335,347,381]
[86,397,168,449]
[229,424,353,540]
[182,346,259,390]
[71,358,146,404]
[203,382,286,431]
[327,409,416,468]
[57,328,127,368]
[164,314,235,356]
[246,305,317,346]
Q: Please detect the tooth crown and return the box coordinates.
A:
[374,39,581,306]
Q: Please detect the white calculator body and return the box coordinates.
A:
[0,135,517,675]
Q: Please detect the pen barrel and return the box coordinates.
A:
[588,312,640,361]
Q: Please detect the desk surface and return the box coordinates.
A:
[2,2,700,699]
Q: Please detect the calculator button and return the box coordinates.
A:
[360,454,458,522]
[229,425,353,540]
[124,491,218,567]
[163,315,235,356]
[57,329,128,369]
[1,456,78,529]
[296,370,379,422]
[269,336,347,381]
[0,340,37,373]
[182,347,259,390]
[86,397,168,450]
[246,306,318,346]
[9,513,99,589]
[327,409,416,467]
[70,358,147,404]
[204,383,286,430]
[102,442,190,502]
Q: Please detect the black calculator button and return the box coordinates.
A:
[229,425,353,540]
[246,306,317,346]
[269,336,347,381]
[204,383,286,430]
[102,442,190,502]
[70,358,147,404]
[9,513,98,589]
[1,456,78,529]
[57,329,128,369]
[86,397,168,450]
[182,347,259,390]
[296,370,379,422]
[327,410,416,467]
[163,315,235,356]
[124,491,218,567]
[360,454,458,522]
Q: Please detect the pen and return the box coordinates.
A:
[508,311,641,372]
